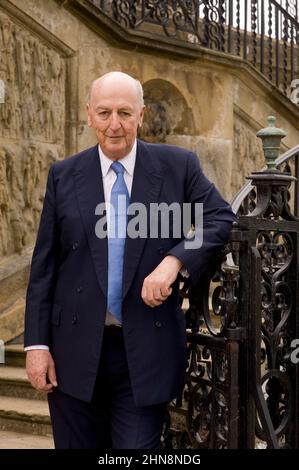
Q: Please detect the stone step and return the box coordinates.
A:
[4,344,25,368]
[0,429,54,449]
[0,396,51,436]
[0,365,46,400]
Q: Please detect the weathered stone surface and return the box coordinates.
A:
[0,298,25,343]
[4,344,25,368]
[0,365,47,400]
[0,247,32,313]
[0,10,65,258]
[0,430,53,449]
[0,352,52,447]
[0,396,51,436]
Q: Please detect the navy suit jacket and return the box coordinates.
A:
[24,140,236,406]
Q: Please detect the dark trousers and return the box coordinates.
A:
[48,326,168,449]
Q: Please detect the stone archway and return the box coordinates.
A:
[139,79,195,143]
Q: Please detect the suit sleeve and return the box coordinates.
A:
[168,152,237,285]
[24,165,59,347]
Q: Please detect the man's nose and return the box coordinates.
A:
[109,112,121,131]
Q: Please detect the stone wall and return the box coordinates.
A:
[0,5,71,258]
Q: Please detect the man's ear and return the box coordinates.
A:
[138,105,146,127]
[86,103,92,127]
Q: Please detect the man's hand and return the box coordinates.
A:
[141,255,183,307]
[26,350,58,393]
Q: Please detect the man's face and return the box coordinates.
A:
[86,79,145,160]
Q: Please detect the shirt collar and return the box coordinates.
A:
[98,140,137,177]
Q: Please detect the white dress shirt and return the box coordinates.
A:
[99,141,136,231]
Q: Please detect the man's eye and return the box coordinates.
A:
[119,111,130,117]
[99,111,109,118]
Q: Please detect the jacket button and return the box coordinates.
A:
[76,287,82,293]
[72,315,77,325]
[155,321,162,328]
[157,248,164,255]
[72,241,78,250]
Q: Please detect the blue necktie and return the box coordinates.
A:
[107,161,129,323]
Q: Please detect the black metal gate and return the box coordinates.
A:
[163,117,299,449]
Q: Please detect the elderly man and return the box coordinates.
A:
[24,71,236,449]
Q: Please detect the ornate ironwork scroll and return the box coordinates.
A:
[83,0,299,103]
[163,116,299,449]
[256,230,295,446]
[110,0,202,40]
[238,118,299,448]
[162,236,241,449]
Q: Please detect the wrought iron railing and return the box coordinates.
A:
[162,117,299,448]
[81,0,299,98]
[162,248,241,448]
[231,143,299,215]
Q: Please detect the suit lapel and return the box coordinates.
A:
[123,140,163,299]
[73,145,108,297]
[73,141,163,300]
